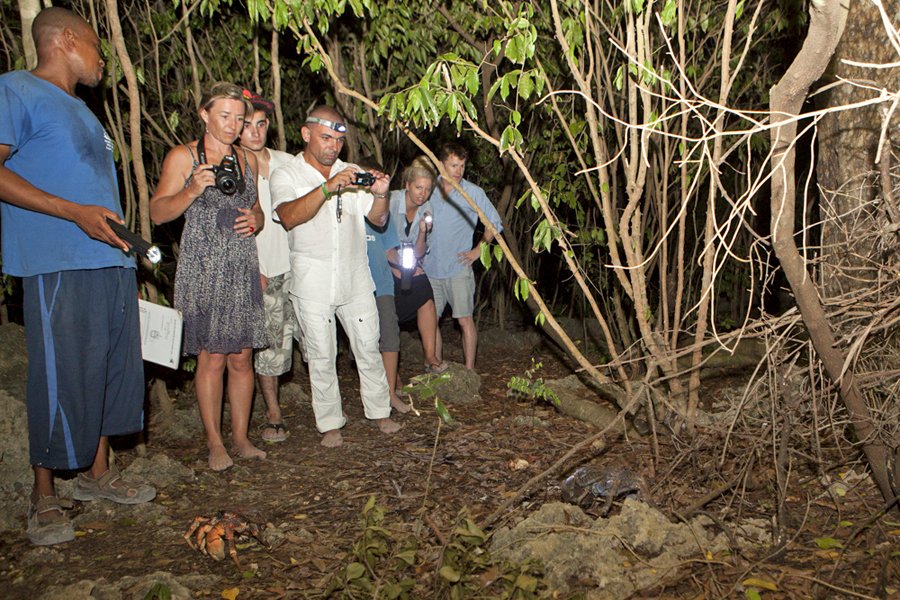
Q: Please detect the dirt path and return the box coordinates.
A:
[0,324,894,598]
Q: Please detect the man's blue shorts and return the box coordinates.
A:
[23,268,145,470]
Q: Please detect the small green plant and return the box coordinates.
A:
[143,582,172,600]
[325,498,548,599]
[507,359,559,407]
[323,495,417,599]
[402,372,454,424]
[437,513,548,599]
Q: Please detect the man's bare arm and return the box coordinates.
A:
[275,167,360,230]
[275,184,330,230]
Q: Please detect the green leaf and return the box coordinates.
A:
[480,242,492,269]
[614,66,624,91]
[736,0,745,20]
[499,125,523,153]
[519,71,535,99]
[814,537,843,549]
[466,67,479,95]
[439,565,461,582]
[434,397,455,424]
[632,0,644,14]
[346,562,366,580]
[519,278,530,301]
[660,0,677,26]
[395,549,417,565]
[493,244,503,263]
[744,590,761,600]
[534,311,546,326]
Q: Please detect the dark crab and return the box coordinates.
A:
[560,465,645,515]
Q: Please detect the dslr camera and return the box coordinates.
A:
[211,155,242,195]
[352,172,376,187]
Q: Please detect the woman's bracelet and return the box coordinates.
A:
[372,192,387,199]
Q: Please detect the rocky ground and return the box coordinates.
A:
[0,321,896,599]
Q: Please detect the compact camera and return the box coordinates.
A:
[211,155,242,195]
[352,172,376,187]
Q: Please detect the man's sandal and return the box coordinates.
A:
[72,465,156,505]
[261,422,288,443]
[27,496,75,546]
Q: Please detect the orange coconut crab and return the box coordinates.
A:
[184,510,266,566]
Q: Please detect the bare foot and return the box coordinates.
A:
[390,394,411,414]
[208,444,234,472]
[233,441,267,460]
[321,430,343,448]
[375,417,401,434]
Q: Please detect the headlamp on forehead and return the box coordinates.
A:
[305,116,347,133]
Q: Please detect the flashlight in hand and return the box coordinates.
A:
[107,218,162,264]
[400,242,416,291]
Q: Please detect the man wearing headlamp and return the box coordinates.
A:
[270,106,400,447]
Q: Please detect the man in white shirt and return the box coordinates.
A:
[240,90,296,443]
[270,106,400,447]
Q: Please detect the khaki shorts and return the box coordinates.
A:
[429,268,476,319]
[254,273,299,376]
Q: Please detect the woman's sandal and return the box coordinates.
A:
[261,422,288,443]
[424,361,449,374]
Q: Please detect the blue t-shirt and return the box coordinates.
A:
[365,214,400,297]
[423,177,503,279]
[0,71,133,277]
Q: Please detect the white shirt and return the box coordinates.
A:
[254,148,293,278]
[270,153,375,305]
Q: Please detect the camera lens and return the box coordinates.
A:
[217,174,237,195]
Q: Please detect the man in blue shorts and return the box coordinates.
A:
[425,143,504,370]
[0,7,155,546]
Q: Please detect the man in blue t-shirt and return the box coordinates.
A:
[0,7,155,546]
[424,143,503,370]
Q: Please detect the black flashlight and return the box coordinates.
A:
[107,218,162,264]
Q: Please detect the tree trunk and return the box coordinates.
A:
[769,0,896,506]
[102,0,152,250]
[17,0,40,69]
[816,1,900,296]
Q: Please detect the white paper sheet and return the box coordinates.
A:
[138,299,183,369]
